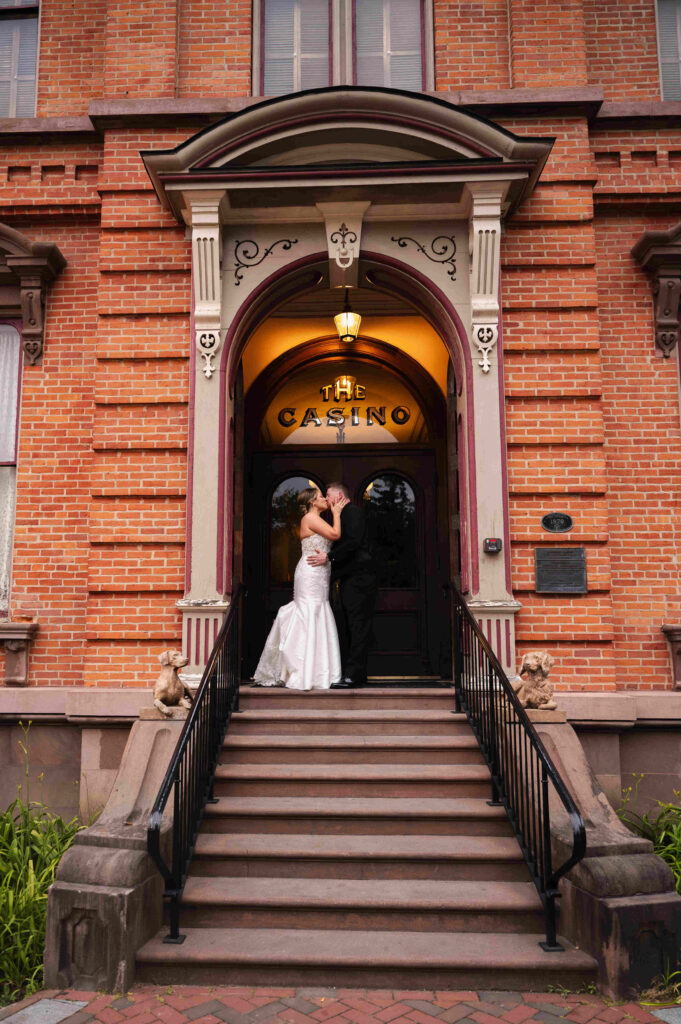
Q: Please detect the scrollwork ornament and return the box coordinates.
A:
[233,238,298,285]
[197,331,220,380]
[391,234,457,279]
[329,222,358,270]
[473,323,498,373]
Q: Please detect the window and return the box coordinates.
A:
[0,0,39,118]
[658,0,681,99]
[270,475,324,583]
[256,0,431,94]
[0,325,21,615]
[263,0,330,94]
[355,0,423,89]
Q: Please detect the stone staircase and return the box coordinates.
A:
[136,685,596,989]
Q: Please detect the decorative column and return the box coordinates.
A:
[465,182,520,675]
[177,190,229,684]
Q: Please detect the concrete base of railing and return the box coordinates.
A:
[44,719,182,992]
[533,716,681,999]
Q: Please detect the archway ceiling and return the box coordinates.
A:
[142,88,554,222]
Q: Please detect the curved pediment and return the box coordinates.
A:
[142,87,553,217]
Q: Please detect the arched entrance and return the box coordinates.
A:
[141,87,553,681]
[241,333,452,678]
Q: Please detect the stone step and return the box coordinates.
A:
[229,709,471,736]
[136,926,597,989]
[239,685,455,711]
[189,833,529,881]
[177,877,545,932]
[201,796,513,836]
[222,733,484,764]
[212,762,491,798]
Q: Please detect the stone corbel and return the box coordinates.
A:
[632,223,681,358]
[316,202,371,288]
[661,624,681,690]
[0,620,38,686]
[466,183,504,374]
[183,190,227,380]
[1,225,67,366]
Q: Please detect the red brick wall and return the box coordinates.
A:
[594,214,681,690]
[583,0,661,100]
[6,221,98,687]
[36,0,106,115]
[177,0,252,97]
[434,0,510,90]
[508,0,588,88]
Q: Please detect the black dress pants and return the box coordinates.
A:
[332,571,378,683]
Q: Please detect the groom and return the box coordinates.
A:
[307,481,377,688]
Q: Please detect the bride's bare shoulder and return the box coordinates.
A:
[300,511,315,538]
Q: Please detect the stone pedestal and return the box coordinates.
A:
[0,620,38,685]
[533,716,681,998]
[44,718,183,992]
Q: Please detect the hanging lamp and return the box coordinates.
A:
[333,287,361,344]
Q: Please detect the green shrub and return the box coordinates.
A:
[619,775,681,896]
[0,724,83,1007]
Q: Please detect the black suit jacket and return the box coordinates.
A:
[328,503,374,581]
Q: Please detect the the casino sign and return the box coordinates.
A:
[260,362,429,446]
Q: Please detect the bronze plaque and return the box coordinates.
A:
[535,548,587,594]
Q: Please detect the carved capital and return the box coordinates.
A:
[466,183,504,374]
[317,202,371,288]
[632,223,681,358]
[0,620,38,686]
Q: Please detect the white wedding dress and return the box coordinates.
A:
[252,534,342,690]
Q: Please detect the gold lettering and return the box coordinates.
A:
[351,406,360,426]
[354,384,366,399]
[327,408,345,427]
[320,384,333,401]
[334,378,354,402]
[301,408,322,428]
[277,408,297,427]
[366,406,386,426]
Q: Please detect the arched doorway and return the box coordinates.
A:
[241,335,453,679]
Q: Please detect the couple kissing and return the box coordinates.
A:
[252,481,377,690]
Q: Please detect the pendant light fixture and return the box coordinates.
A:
[333,287,361,344]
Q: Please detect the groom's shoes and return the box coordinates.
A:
[331,676,357,689]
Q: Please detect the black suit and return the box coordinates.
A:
[328,503,377,684]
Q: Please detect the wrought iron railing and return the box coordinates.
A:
[445,583,586,950]
[147,585,245,942]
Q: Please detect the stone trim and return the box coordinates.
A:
[0,620,38,686]
[0,115,98,140]
[0,223,67,365]
[631,222,681,358]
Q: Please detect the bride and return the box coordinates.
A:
[252,485,349,690]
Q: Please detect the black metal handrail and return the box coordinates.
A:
[147,584,245,942]
[445,583,586,950]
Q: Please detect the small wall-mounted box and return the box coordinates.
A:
[483,537,503,554]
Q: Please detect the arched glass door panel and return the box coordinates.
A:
[363,473,418,588]
[270,474,324,584]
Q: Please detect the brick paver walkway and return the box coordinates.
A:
[0,988,672,1024]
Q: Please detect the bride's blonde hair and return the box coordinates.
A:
[298,486,318,516]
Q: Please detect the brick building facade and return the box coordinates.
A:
[1,0,681,820]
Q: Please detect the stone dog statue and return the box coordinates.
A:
[154,649,192,717]
[511,650,557,710]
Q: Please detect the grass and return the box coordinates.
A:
[0,723,83,1008]
[640,964,681,1006]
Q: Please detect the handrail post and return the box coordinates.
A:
[453,598,462,714]
[487,661,501,806]
[539,765,563,952]
[164,780,185,944]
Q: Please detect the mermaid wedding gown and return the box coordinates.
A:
[252,534,342,690]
